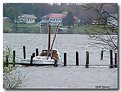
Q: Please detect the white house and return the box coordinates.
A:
[39,15,49,25]
[17,14,37,24]
[3,17,11,23]
[40,13,67,25]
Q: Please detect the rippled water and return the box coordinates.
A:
[3,33,117,65]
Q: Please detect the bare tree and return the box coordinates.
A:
[82,3,118,51]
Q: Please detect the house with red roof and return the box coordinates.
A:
[48,13,66,25]
[40,13,67,25]
[40,12,80,26]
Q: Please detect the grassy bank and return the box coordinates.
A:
[3,22,117,35]
[70,24,117,35]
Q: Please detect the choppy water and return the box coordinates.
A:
[3,33,117,65]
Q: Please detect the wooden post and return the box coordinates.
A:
[30,54,33,66]
[23,46,26,59]
[109,50,113,68]
[64,53,67,66]
[54,60,58,67]
[6,55,8,67]
[13,50,15,67]
[101,50,103,60]
[85,51,89,68]
[32,53,35,57]
[76,52,79,66]
[36,48,39,56]
[114,53,117,68]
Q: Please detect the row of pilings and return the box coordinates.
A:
[4,46,118,68]
[63,50,118,68]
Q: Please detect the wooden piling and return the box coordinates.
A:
[13,50,15,67]
[30,54,33,66]
[32,53,35,57]
[23,46,26,59]
[101,50,103,60]
[109,50,113,68]
[76,52,79,66]
[36,48,39,56]
[6,55,8,67]
[64,53,67,66]
[85,51,89,68]
[114,53,117,68]
[54,60,58,67]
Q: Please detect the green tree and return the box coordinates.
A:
[63,11,74,28]
[5,7,16,21]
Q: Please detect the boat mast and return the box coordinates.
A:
[50,23,60,51]
[48,24,51,55]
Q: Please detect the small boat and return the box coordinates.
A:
[22,23,61,66]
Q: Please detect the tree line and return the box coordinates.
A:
[3,3,118,23]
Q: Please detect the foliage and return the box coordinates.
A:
[3,46,25,89]
[81,4,118,50]
[3,46,12,64]
[3,70,25,89]
[3,3,117,22]
[4,7,16,21]
[63,11,74,28]
[3,22,13,33]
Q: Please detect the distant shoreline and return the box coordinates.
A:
[3,32,118,35]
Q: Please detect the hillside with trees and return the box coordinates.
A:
[3,3,118,22]
[3,3,118,33]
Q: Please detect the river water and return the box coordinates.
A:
[3,33,117,65]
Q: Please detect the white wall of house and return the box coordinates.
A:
[18,14,37,24]
[49,18,62,25]
[26,18,36,23]
[18,17,36,23]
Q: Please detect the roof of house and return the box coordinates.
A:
[73,16,78,20]
[18,14,37,19]
[47,13,66,18]
[3,17,10,19]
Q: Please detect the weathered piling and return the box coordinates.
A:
[32,53,35,57]
[54,60,58,67]
[64,53,67,66]
[109,50,113,68]
[13,50,16,67]
[114,53,117,68]
[6,55,8,67]
[30,54,34,66]
[101,50,103,60]
[23,46,26,59]
[85,51,89,68]
[30,53,35,66]
[36,48,39,56]
[76,52,79,66]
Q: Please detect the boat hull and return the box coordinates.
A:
[21,55,61,66]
